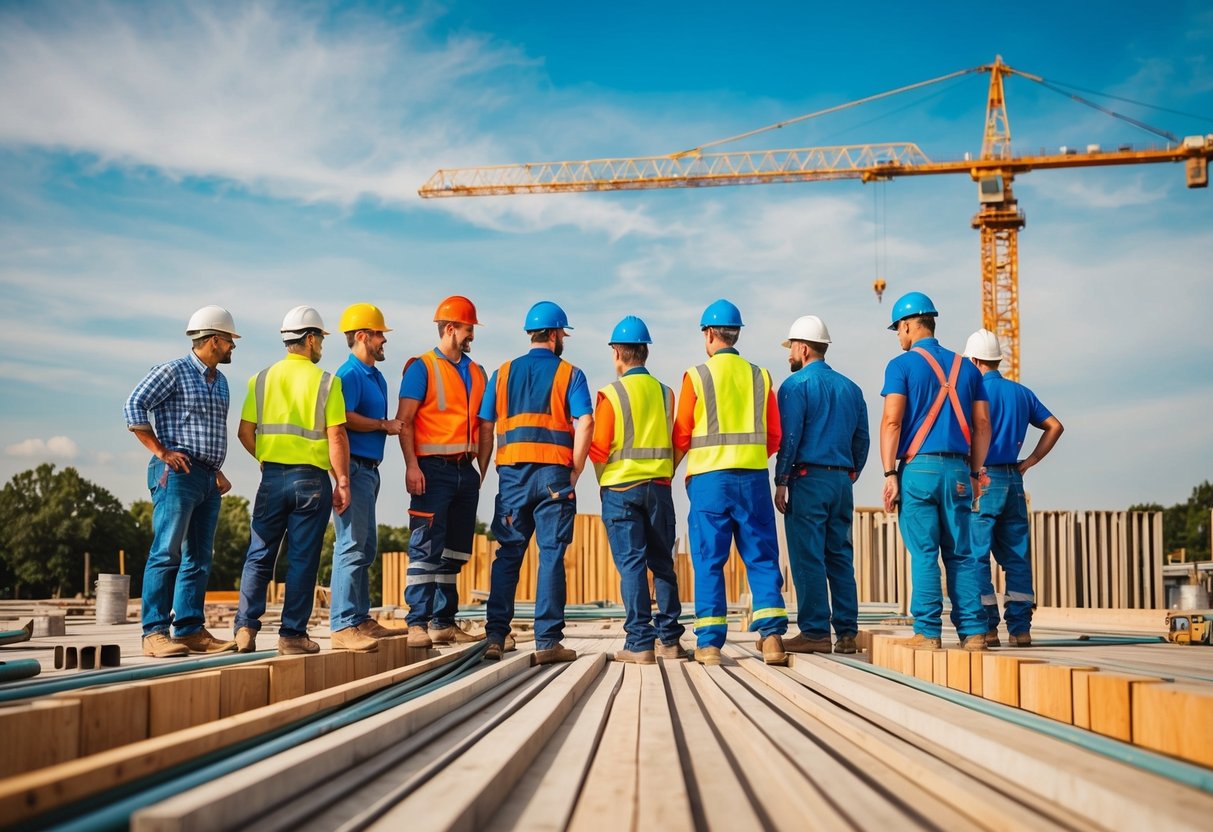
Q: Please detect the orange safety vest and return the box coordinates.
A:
[406,351,487,456]
[903,347,971,462]
[494,358,575,466]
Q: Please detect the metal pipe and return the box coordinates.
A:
[0,658,41,682]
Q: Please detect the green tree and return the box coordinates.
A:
[1131,480,1213,561]
[211,495,251,589]
[0,464,137,598]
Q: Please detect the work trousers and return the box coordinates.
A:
[330,458,380,632]
[405,455,480,629]
[967,465,1034,635]
[784,469,859,639]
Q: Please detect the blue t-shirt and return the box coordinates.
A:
[774,361,869,482]
[398,348,474,401]
[479,348,593,423]
[337,353,389,461]
[880,338,987,458]
[982,370,1053,465]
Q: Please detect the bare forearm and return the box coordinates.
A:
[571,416,594,475]
[345,411,386,432]
[969,402,991,471]
[1025,418,1064,467]
[130,426,166,458]
[328,426,350,483]
[238,420,258,458]
[477,422,494,477]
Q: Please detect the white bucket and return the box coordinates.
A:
[94,574,131,624]
[1172,584,1210,610]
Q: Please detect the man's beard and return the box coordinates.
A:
[789,358,803,372]
[554,338,564,357]
[459,337,472,354]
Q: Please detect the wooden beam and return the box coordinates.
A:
[980,656,1045,708]
[219,666,270,718]
[567,663,642,831]
[1086,673,1166,742]
[0,700,80,778]
[55,683,149,756]
[1018,664,1097,724]
[1132,682,1213,768]
[148,672,221,737]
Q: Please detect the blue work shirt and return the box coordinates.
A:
[398,347,474,400]
[774,361,869,484]
[982,370,1053,465]
[478,348,593,424]
[337,353,389,461]
[124,352,229,470]
[881,337,987,458]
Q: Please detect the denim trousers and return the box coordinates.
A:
[968,466,1034,635]
[601,481,684,652]
[897,454,986,639]
[784,469,858,639]
[486,463,576,649]
[687,469,787,649]
[405,455,481,628]
[234,463,331,638]
[330,458,381,632]
[142,457,221,637]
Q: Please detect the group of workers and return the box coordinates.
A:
[124,289,1061,666]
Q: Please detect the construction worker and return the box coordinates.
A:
[773,315,869,655]
[673,299,787,666]
[233,306,350,655]
[959,329,1064,647]
[590,316,686,664]
[479,301,593,664]
[123,306,240,658]
[395,296,490,649]
[329,303,405,653]
[880,292,991,650]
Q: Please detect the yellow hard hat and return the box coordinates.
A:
[338,303,392,334]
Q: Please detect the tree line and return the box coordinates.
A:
[1130,481,1213,561]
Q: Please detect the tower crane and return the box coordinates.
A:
[419,57,1212,380]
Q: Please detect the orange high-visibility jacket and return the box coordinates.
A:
[407,350,487,456]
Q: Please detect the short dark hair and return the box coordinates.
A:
[912,314,936,334]
[807,340,829,356]
[613,343,649,364]
[436,320,453,337]
[707,326,740,346]
[346,331,358,349]
[285,328,322,348]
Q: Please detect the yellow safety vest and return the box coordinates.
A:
[242,354,347,469]
[685,352,771,476]
[595,372,675,486]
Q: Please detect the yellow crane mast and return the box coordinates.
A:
[419,58,1212,380]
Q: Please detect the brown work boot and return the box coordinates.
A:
[962,634,988,652]
[407,625,433,648]
[483,640,504,661]
[357,620,405,639]
[694,646,722,666]
[614,648,657,665]
[906,633,943,649]
[234,627,257,653]
[505,633,517,652]
[834,635,859,654]
[985,629,1002,648]
[758,634,788,666]
[172,628,237,654]
[429,625,486,645]
[655,640,689,661]
[332,627,379,653]
[1008,632,1032,647]
[142,631,190,658]
[784,634,833,654]
[278,635,321,655]
[534,644,578,665]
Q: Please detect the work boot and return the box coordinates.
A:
[1008,632,1032,647]
[278,635,321,655]
[834,635,859,655]
[407,625,433,649]
[505,633,518,652]
[332,627,379,653]
[429,625,486,645]
[142,631,190,658]
[614,648,657,665]
[783,634,833,654]
[234,627,257,653]
[534,644,578,665]
[985,629,1002,648]
[758,634,788,666]
[906,634,943,649]
[962,634,988,652]
[172,628,237,654]
[357,620,405,639]
[483,640,504,661]
[655,640,689,661]
[694,646,722,666]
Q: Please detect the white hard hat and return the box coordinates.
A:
[280,306,329,342]
[781,315,832,348]
[185,305,240,339]
[963,329,1003,361]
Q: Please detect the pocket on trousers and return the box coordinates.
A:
[295,480,323,512]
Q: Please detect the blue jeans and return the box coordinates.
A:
[141,457,221,637]
[897,454,986,639]
[487,463,576,649]
[687,469,787,649]
[405,455,481,628]
[969,466,1033,635]
[601,481,684,652]
[785,469,858,638]
[234,463,331,638]
[330,458,380,632]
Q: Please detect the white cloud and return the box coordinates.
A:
[6,436,79,459]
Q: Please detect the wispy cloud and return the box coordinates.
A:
[6,436,79,459]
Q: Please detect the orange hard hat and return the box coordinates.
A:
[433,295,480,326]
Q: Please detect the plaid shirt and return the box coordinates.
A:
[124,352,229,470]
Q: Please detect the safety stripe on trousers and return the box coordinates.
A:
[443,548,472,562]
[751,607,788,621]
[695,616,728,628]
[688,363,766,449]
[1004,591,1035,603]
[981,594,998,605]
[254,369,333,440]
[406,574,458,586]
[605,379,674,463]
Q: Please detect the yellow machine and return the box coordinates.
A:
[1166,610,1213,645]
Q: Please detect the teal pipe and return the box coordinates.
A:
[1031,636,1166,646]
[0,658,41,682]
[828,654,1213,794]
[0,621,32,645]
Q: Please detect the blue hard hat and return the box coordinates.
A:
[700,299,744,329]
[524,300,573,332]
[887,291,939,330]
[609,315,652,345]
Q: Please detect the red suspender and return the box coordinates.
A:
[903,348,970,463]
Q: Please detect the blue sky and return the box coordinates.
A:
[1,0,1211,529]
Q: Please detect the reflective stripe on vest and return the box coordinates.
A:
[903,348,970,463]
[495,358,575,466]
[254,368,333,441]
[689,363,766,448]
[686,354,771,475]
[410,351,487,456]
[597,374,674,486]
